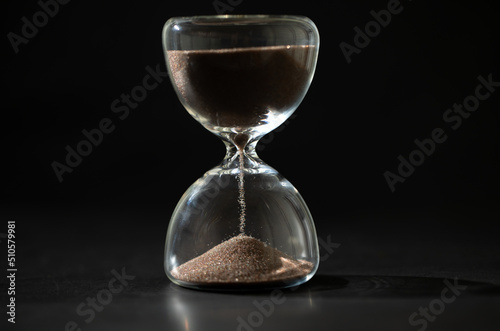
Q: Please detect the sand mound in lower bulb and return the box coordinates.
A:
[171,234,313,285]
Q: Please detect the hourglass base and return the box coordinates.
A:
[171,276,315,292]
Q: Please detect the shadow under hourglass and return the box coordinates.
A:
[292,274,500,297]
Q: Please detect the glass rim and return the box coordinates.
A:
[165,14,316,26]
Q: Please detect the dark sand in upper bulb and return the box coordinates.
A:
[167,45,315,129]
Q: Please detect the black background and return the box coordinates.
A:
[2,0,499,215]
[1,0,499,330]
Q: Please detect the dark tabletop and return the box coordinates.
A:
[2,205,499,331]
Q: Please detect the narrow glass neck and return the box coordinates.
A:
[221,140,262,170]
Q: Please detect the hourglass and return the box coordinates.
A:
[163,15,320,290]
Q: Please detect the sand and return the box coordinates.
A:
[171,234,313,284]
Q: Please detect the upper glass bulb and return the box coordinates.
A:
[163,15,319,146]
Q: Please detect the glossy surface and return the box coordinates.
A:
[10,209,500,331]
